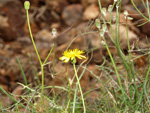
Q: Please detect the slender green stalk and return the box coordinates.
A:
[16,58,27,86]
[146,0,150,19]
[98,0,128,106]
[73,83,78,113]
[66,79,71,112]
[98,0,129,76]
[41,65,44,100]
[26,9,44,104]
[136,66,150,110]
[144,80,150,105]
[73,63,86,113]
[125,19,138,103]
[43,47,53,65]
[138,20,150,27]
[131,0,148,20]
[0,86,25,108]
[53,38,56,76]
[66,65,71,112]
[109,3,129,73]
[109,2,116,41]
[16,57,30,95]
[102,36,126,99]
[115,4,130,77]
[26,10,42,65]
[125,19,133,98]
[0,101,4,113]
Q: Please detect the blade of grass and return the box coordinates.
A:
[136,66,150,110]
[144,79,150,105]
[146,0,150,19]
[131,0,149,20]
[16,58,27,86]
[43,47,53,65]
[0,86,25,109]
[0,101,4,113]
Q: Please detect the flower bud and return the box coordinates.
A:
[108,5,113,12]
[100,30,104,37]
[116,5,119,9]
[125,16,133,20]
[102,24,107,32]
[101,8,106,17]
[72,58,76,64]
[101,40,105,46]
[95,19,101,29]
[123,10,129,17]
[52,28,57,37]
[24,1,30,10]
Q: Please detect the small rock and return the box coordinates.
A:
[83,4,100,20]
[0,0,25,41]
[110,25,138,49]
[0,16,9,27]
[62,4,83,25]
[0,96,13,107]
[100,0,113,7]
[81,0,97,7]
[47,0,69,13]
[12,86,23,100]
[35,29,53,42]
[56,32,71,46]
[141,20,150,37]
[0,84,8,91]
[122,0,129,5]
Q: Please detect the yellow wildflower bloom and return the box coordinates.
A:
[59,48,86,63]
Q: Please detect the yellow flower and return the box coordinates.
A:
[59,49,86,63]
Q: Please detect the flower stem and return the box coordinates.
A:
[73,83,78,113]
[53,38,55,76]
[73,63,86,113]
[26,10,42,65]
[26,10,44,103]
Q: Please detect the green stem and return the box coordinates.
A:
[43,47,53,65]
[26,10,42,65]
[125,19,133,98]
[66,66,71,112]
[146,0,150,19]
[73,83,78,113]
[16,58,27,86]
[126,19,138,103]
[73,63,86,113]
[26,10,44,103]
[53,38,56,76]
[115,4,130,77]
[41,65,44,101]
[131,0,149,20]
[0,86,25,109]
[136,66,150,110]
[102,37,125,99]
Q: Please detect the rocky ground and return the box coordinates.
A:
[0,0,150,107]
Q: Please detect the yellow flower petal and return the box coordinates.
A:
[59,48,86,63]
[64,57,70,63]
